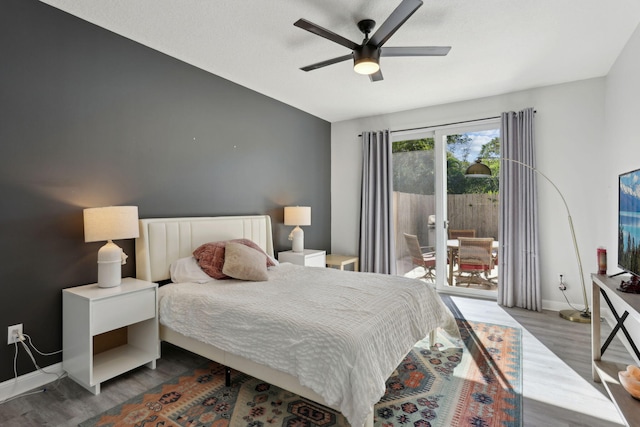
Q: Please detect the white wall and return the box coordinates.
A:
[331,78,607,310]
[601,22,640,356]
[605,23,640,262]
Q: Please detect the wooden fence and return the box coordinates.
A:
[394,191,499,259]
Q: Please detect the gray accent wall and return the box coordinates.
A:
[0,0,331,381]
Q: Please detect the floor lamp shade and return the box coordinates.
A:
[284,206,311,252]
[83,206,139,288]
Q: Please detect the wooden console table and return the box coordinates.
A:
[592,273,640,426]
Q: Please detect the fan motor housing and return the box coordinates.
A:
[354,45,381,67]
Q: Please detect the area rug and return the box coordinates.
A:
[79,319,521,427]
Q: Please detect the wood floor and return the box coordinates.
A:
[0,295,631,427]
[448,295,629,427]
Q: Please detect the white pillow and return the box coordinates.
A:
[170,256,215,284]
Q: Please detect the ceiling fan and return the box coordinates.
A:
[294,0,451,82]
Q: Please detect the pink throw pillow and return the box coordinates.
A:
[193,239,274,280]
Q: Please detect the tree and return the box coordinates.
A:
[393,138,433,152]
[393,139,435,195]
[392,136,500,195]
[479,137,500,159]
[446,134,473,162]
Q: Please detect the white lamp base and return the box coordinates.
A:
[290,226,304,252]
[97,241,124,288]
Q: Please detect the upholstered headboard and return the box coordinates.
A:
[136,215,274,282]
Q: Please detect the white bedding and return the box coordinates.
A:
[158,263,458,427]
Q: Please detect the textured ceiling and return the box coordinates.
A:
[40,0,640,122]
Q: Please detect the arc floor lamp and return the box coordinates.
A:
[466,158,590,323]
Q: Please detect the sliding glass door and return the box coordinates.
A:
[392,119,500,297]
[392,130,440,282]
[437,121,500,297]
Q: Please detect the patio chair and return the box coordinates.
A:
[448,229,476,268]
[456,237,496,288]
[403,233,436,280]
[449,229,476,239]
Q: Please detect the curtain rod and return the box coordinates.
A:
[357,110,536,137]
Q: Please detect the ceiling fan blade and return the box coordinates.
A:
[294,19,360,51]
[381,46,451,57]
[368,0,423,48]
[369,69,384,82]
[300,54,353,72]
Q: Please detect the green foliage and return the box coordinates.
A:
[393,138,434,152]
[479,137,500,159]
[446,134,473,162]
[620,225,640,275]
[392,136,500,195]
[392,139,435,195]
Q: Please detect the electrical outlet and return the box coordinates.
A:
[558,274,567,291]
[7,324,24,345]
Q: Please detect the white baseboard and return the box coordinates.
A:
[0,362,65,402]
[542,298,594,313]
[543,298,613,320]
[542,299,571,312]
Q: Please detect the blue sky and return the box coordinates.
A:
[463,129,500,161]
[621,169,640,201]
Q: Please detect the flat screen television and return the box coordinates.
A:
[618,167,640,283]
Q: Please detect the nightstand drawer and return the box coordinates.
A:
[278,249,326,267]
[304,253,326,267]
[92,289,155,335]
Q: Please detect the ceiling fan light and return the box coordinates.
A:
[353,46,381,75]
[354,58,380,75]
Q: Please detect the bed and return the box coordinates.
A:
[135,215,458,427]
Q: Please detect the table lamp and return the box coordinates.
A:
[284,206,311,252]
[83,206,139,288]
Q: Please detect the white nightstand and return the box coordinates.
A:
[62,278,159,394]
[278,249,326,267]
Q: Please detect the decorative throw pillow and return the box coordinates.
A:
[193,238,274,280]
[222,242,269,281]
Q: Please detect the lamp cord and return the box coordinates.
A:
[22,334,63,356]
[560,288,583,313]
[0,335,66,404]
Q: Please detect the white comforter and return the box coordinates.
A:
[158,263,458,427]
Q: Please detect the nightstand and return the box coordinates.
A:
[278,249,326,267]
[62,278,159,394]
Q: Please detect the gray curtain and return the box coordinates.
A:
[360,130,396,274]
[498,108,541,311]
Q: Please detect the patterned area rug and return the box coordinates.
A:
[79,319,521,427]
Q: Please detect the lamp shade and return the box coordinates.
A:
[465,159,492,177]
[83,206,139,242]
[284,206,311,226]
